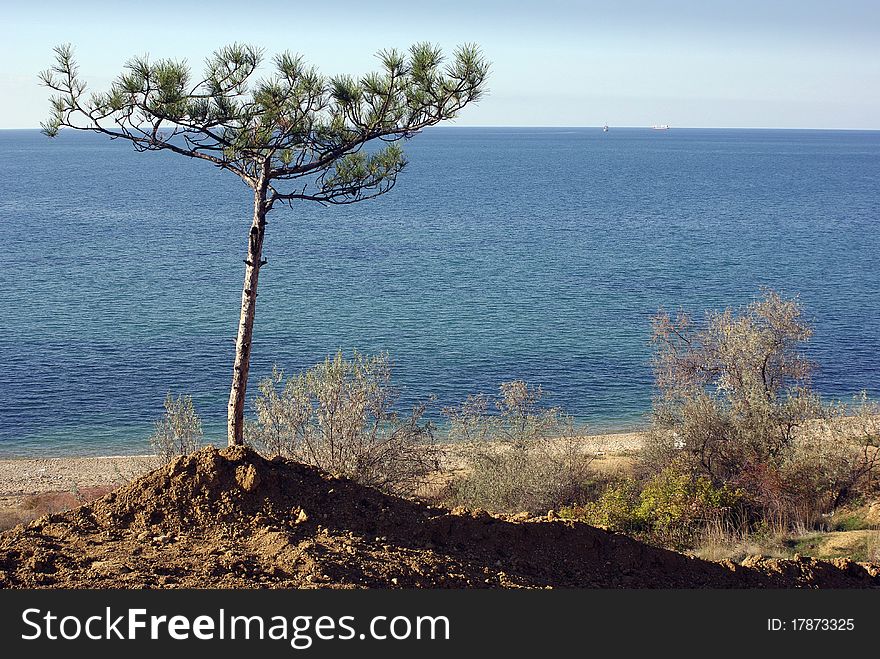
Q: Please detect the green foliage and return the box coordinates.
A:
[566,462,742,547]
[635,464,742,544]
[40,42,489,203]
[831,513,872,533]
[561,479,642,530]
[246,351,441,496]
[149,393,203,464]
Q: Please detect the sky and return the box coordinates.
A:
[1,0,879,129]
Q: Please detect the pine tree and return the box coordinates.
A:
[41,42,488,444]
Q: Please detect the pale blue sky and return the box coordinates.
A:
[2,0,879,129]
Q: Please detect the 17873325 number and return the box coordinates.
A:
[768,618,855,631]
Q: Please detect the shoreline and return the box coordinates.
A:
[0,420,650,461]
[0,430,647,499]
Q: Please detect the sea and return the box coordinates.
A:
[0,127,878,456]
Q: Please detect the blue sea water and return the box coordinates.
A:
[0,127,878,457]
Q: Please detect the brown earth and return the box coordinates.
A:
[0,446,878,589]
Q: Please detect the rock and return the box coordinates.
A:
[235,464,260,492]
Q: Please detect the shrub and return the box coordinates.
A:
[782,393,880,518]
[563,479,642,531]
[647,289,879,529]
[567,461,743,548]
[650,289,817,481]
[0,485,122,532]
[635,463,743,546]
[247,351,441,496]
[442,380,593,513]
[149,393,203,464]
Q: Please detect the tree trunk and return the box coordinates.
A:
[227,171,270,446]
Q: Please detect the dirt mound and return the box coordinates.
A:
[1,446,878,588]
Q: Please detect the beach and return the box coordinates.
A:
[0,454,156,499]
[0,453,156,530]
[0,431,646,529]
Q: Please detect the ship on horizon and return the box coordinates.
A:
[651,124,670,130]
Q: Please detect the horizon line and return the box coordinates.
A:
[2,125,879,132]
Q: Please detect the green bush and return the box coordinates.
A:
[565,462,742,547]
[636,465,742,546]
[562,479,642,531]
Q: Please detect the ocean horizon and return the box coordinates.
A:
[1,126,878,457]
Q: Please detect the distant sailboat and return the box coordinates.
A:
[603,123,609,132]
[651,124,670,130]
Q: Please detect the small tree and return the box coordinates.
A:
[649,289,879,524]
[650,289,818,482]
[149,393,203,464]
[247,351,440,496]
[41,43,488,446]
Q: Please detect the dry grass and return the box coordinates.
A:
[693,522,789,562]
[590,452,638,476]
[693,512,880,564]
